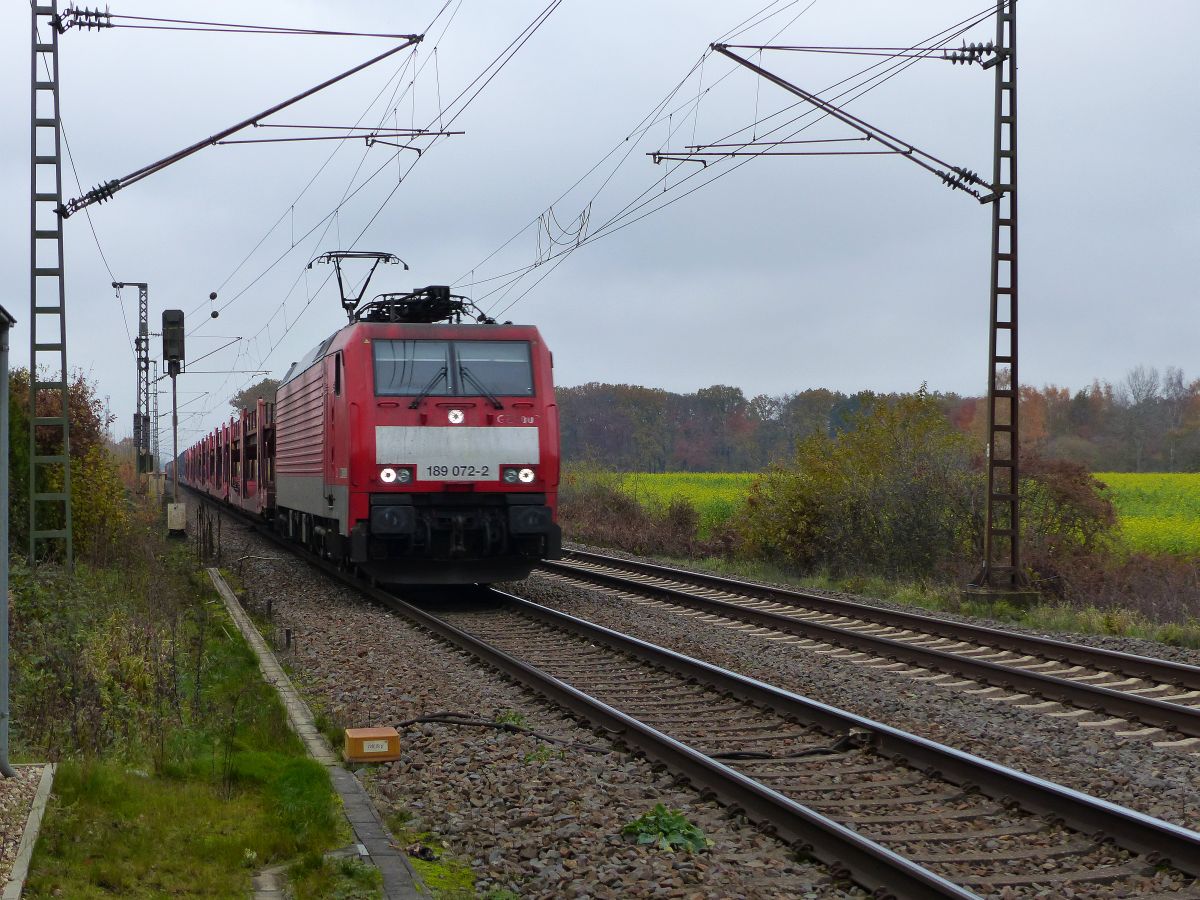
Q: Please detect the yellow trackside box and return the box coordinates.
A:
[343,727,401,764]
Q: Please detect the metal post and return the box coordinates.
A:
[971,0,1030,596]
[171,374,179,502]
[136,284,150,474]
[29,0,73,567]
[115,282,152,475]
[0,305,18,777]
[151,359,160,470]
[163,308,186,533]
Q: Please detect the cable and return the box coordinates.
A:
[34,22,132,351]
[192,1,463,324]
[195,48,423,310]
[101,13,419,39]
[453,3,828,292]
[229,0,562,373]
[480,5,998,318]
[183,0,556,433]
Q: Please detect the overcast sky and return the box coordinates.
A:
[2,1,1197,447]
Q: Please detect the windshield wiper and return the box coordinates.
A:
[459,366,503,410]
[408,366,447,409]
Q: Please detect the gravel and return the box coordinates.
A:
[212,516,865,899]
[512,572,1200,835]
[0,765,45,884]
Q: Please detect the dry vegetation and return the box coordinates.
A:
[559,393,1200,644]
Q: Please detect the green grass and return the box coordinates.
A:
[27,759,342,898]
[1097,472,1200,556]
[385,810,475,899]
[23,561,357,898]
[290,853,383,900]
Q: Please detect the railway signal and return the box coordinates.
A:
[163,308,186,534]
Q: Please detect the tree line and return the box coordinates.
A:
[558,365,1200,473]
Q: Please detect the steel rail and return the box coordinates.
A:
[188,495,1200,887]
[189,496,971,898]
[492,591,1200,879]
[543,557,1200,738]
[557,548,1200,690]
[383,594,979,899]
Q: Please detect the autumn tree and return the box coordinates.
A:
[736,388,981,578]
[230,377,280,411]
[7,368,128,561]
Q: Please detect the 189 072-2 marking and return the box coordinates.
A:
[423,463,492,480]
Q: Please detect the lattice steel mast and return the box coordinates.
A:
[973,0,1024,590]
[656,3,1026,594]
[151,359,160,470]
[114,281,153,474]
[29,1,73,565]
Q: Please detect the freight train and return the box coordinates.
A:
[177,285,562,584]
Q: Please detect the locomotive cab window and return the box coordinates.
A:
[374,340,452,397]
[373,339,534,397]
[456,341,534,397]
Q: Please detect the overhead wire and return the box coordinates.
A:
[190,47,423,315]
[185,0,560,433]
[240,0,563,369]
[480,4,998,319]
[33,21,133,351]
[100,13,419,39]
[522,5,989,262]
[194,0,462,325]
[152,4,457,441]
[453,0,823,294]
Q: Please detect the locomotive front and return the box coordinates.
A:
[273,286,562,585]
[352,319,562,582]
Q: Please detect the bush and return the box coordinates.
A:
[733,391,1124,588]
[735,389,980,579]
[558,464,716,558]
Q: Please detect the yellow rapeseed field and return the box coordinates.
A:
[620,471,1200,556]
[1097,472,1200,557]
[619,473,753,535]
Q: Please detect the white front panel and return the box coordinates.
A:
[376,426,539,481]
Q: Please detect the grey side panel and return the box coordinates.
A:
[277,476,350,534]
[376,426,539,469]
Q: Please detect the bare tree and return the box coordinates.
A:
[1120,365,1162,471]
[1121,365,1160,407]
[1162,366,1189,470]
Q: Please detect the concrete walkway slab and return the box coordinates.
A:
[2,763,56,900]
[208,569,423,900]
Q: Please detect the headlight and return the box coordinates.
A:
[503,468,519,484]
[379,467,397,483]
[397,467,412,484]
[518,467,536,483]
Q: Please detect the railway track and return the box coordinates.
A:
[428,594,1198,898]
[197,500,1200,897]
[539,550,1200,748]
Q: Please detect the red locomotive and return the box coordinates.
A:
[179,285,562,584]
